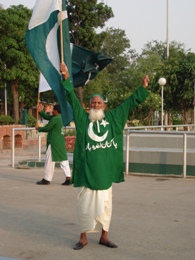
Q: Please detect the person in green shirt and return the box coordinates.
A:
[60,63,150,250]
[35,104,71,185]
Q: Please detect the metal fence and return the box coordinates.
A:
[11,125,195,177]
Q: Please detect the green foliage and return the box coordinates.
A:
[172,118,184,125]
[152,45,195,123]
[129,92,161,125]
[40,91,58,104]
[0,5,39,122]
[26,113,36,127]
[0,115,15,125]
[64,129,76,136]
[67,0,113,50]
[82,28,132,109]
[132,40,195,124]
[0,3,194,127]
[18,113,36,127]
[99,28,131,71]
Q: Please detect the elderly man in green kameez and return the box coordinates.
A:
[60,63,150,250]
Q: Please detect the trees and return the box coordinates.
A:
[83,27,132,108]
[0,3,194,126]
[0,1,114,122]
[82,33,163,125]
[67,0,114,104]
[144,41,195,124]
[67,0,113,49]
[0,5,39,123]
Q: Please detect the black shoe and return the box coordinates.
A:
[99,239,118,248]
[73,241,87,250]
[61,179,71,185]
[36,178,50,185]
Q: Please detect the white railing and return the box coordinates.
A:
[125,124,195,178]
[11,127,43,168]
[11,126,76,168]
[11,125,195,174]
[124,124,195,132]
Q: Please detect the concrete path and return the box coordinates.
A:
[0,149,195,260]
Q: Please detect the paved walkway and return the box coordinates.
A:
[0,149,195,260]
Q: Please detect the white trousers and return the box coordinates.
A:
[43,145,71,181]
[77,186,112,233]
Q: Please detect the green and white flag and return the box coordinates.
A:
[25,0,73,126]
[39,43,113,91]
[71,44,113,88]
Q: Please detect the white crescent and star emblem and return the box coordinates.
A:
[100,120,109,127]
[88,120,109,142]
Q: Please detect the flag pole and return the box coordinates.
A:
[36,92,40,121]
[36,76,41,128]
[60,8,64,63]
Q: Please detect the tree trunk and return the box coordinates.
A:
[167,113,172,125]
[182,109,189,131]
[11,81,19,123]
[77,86,84,107]
[143,110,154,125]
[182,109,189,125]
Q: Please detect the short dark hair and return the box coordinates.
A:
[53,104,61,114]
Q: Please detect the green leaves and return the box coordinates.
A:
[0,5,39,122]
[67,0,113,49]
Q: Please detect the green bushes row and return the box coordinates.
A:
[0,114,36,126]
[64,129,76,136]
[0,115,15,125]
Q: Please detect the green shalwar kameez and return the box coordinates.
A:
[38,111,68,162]
[62,79,149,190]
[62,78,149,232]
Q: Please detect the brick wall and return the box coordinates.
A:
[0,125,75,151]
[0,125,26,149]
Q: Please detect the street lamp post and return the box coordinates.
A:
[166,0,169,58]
[193,82,195,128]
[4,64,7,115]
[4,82,7,115]
[158,78,166,129]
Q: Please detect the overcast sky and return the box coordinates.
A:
[1,0,195,54]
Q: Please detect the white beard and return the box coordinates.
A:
[89,109,105,122]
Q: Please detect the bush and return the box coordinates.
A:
[0,115,15,125]
[18,113,37,127]
[64,129,76,136]
[27,114,36,127]
[173,119,184,125]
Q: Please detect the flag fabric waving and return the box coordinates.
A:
[25,0,73,126]
[71,44,113,88]
[39,43,113,92]
[26,0,113,126]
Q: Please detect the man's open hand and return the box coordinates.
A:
[142,75,150,88]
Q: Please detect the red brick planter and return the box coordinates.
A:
[65,135,76,152]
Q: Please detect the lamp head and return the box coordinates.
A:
[158,78,166,86]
